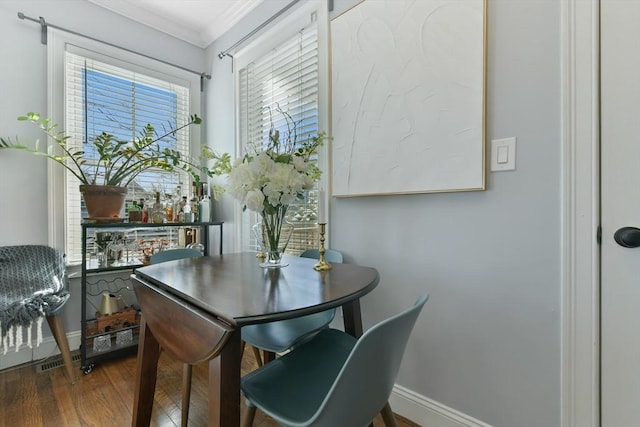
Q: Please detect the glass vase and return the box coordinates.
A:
[256,205,294,267]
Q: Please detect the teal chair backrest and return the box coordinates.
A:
[299,248,344,263]
[150,248,202,264]
[240,249,344,354]
[310,293,428,426]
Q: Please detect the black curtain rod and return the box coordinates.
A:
[17,12,211,91]
[218,0,303,59]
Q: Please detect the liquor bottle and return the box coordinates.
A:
[198,182,211,223]
[183,200,195,223]
[151,191,166,224]
[177,196,188,222]
[164,193,174,223]
[171,184,182,221]
[190,181,199,221]
[140,198,148,223]
[127,200,144,223]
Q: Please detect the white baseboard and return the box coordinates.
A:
[390,385,493,427]
[0,329,82,370]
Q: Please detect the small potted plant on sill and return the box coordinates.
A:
[0,112,230,220]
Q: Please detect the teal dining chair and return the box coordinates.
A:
[149,248,203,265]
[242,249,344,366]
[299,248,344,263]
[149,247,202,427]
[241,293,429,427]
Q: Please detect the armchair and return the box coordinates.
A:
[0,245,75,383]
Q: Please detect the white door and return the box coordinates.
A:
[601,1,640,425]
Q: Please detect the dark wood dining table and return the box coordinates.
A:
[129,252,380,427]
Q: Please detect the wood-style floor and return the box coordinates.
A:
[0,348,420,427]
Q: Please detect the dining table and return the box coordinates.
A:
[129,251,380,427]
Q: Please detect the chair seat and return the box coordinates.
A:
[241,309,336,353]
[241,293,428,427]
[241,328,356,425]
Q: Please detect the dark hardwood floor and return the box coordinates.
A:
[0,347,420,427]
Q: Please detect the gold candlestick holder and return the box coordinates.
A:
[314,223,332,271]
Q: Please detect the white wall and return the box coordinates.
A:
[205,1,562,426]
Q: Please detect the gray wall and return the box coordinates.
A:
[0,0,205,245]
[0,1,561,426]
[0,0,204,339]
[205,1,561,427]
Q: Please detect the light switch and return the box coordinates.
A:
[491,137,516,171]
[497,145,509,164]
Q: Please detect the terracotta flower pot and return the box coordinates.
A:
[79,185,127,219]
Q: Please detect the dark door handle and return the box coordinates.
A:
[614,226,640,248]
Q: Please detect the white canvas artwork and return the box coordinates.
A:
[331,0,485,197]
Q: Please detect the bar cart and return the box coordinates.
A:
[79,220,223,374]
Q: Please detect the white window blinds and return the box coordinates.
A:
[237,25,320,254]
[64,51,192,263]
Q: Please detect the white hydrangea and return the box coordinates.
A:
[225,122,326,214]
[244,189,265,212]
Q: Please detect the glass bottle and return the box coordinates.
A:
[183,200,195,223]
[177,196,188,222]
[164,193,174,223]
[140,198,148,223]
[190,181,199,221]
[171,184,182,221]
[151,191,166,224]
[127,199,143,223]
[198,182,211,223]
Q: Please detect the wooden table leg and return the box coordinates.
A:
[343,299,391,427]
[132,316,161,427]
[182,364,193,427]
[132,277,235,426]
[208,330,242,427]
[342,299,364,337]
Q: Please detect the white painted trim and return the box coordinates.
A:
[0,330,81,370]
[389,385,492,427]
[560,1,600,427]
[45,28,202,262]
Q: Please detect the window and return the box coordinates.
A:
[236,10,322,254]
[48,32,200,265]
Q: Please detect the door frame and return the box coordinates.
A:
[561,1,600,426]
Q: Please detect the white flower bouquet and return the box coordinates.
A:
[223,107,327,264]
[227,110,325,215]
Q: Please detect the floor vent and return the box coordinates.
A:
[36,351,82,373]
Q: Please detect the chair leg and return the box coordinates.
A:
[262,350,276,364]
[242,404,257,427]
[181,364,193,427]
[380,402,398,427]
[46,314,76,384]
[251,345,263,367]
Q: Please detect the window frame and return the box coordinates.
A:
[232,1,329,254]
[47,29,202,267]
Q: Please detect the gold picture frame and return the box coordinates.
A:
[330,0,487,197]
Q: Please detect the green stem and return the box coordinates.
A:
[262,205,288,254]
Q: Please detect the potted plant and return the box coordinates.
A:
[0,112,230,219]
